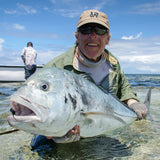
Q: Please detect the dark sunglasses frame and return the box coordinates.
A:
[78,26,109,35]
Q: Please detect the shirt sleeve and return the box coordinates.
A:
[21,47,26,63]
[21,47,26,56]
[118,69,139,102]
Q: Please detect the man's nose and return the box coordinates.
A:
[89,30,97,38]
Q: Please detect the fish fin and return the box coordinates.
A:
[144,88,151,108]
[81,112,127,125]
[144,88,153,121]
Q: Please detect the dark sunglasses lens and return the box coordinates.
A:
[79,26,108,35]
[79,27,92,34]
[94,27,107,35]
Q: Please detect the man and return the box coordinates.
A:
[21,42,37,80]
[31,10,148,148]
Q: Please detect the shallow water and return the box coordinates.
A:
[0,75,160,160]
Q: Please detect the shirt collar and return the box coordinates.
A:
[73,46,118,70]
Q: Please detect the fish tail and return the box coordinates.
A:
[144,88,153,121]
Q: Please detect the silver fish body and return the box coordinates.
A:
[8,67,137,138]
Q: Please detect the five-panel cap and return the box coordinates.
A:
[77,10,110,30]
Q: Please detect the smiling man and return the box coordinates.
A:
[31,9,148,148]
[76,23,110,61]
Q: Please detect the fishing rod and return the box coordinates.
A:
[0,129,19,135]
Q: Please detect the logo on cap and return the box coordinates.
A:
[90,11,99,18]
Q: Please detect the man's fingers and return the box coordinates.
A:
[46,136,53,139]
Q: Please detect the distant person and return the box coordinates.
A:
[21,42,37,80]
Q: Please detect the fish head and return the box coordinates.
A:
[7,68,80,137]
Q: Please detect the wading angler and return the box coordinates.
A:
[8,9,148,148]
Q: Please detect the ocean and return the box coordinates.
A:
[0,74,160,159]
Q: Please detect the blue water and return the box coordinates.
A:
[126,74,160,88]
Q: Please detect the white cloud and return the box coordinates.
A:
[43,7,49,11]
[17,3,37,14]
[37,49,66,65]
[138,66,158,72]
[131,1,160,14]
[0,38,4,44]
[13,24,25,30]
[121,32,142,40]
[55,9,81,18]
[155,42,160,45]
[0,38,5,52]
[118,54,160,64]
[50,0,56,3]
[3,3,37,15]
[49,0,113,18]
[107,36,160,73]
[4,10,17,14]
[92,0,114,11]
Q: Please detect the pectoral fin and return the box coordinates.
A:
[81,112,126,125]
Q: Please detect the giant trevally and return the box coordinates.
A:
[7,67,150,140]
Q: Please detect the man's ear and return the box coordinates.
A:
[75,32,78,40]
[106,34,111,45]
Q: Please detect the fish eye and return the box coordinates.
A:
[40,82,49,91]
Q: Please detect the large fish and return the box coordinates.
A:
[7,67,150,139]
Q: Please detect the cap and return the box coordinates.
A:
[77,10,110,30]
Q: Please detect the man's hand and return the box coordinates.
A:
[21,55,26,65]
[129,102,148,120]
[46,125,80,143]
[66,125,80,137]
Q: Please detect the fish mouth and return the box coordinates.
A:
[8,96,42,123]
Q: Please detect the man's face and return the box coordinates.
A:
[75,23,110,61]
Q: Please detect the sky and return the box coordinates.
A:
[0,0,160,74]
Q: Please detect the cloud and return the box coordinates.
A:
[1,35,159,74]
[50,0,56,3]
[0,38,5,52]
[49,0,113,18]
[4,3,37,15]
[0,38,4,44]
[138,66,158,72]
[0,26,58,39]
[4,10,17,14]
[37,50,62,65]
[107,36,160,73]
[13,24,25,30]
[131,1,160,14]
[17,3,37,14]
[54,9,81,18]
[155,42,160,45]
[92,0,112,11]
[121,32,142,40]
[118,54,160,64]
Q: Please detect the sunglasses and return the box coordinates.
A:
[78,26,108,35]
